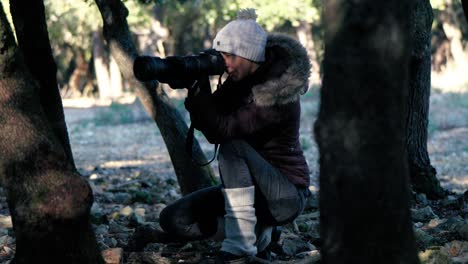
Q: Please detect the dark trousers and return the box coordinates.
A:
[159,140,308,240]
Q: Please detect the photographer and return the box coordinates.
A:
[138,9,311,264]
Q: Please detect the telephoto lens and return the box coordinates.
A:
[133,49,225,86]
[133,56,167,82]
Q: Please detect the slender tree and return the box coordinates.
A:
[463,0,468,22]
[94,0,215,195]
[0,1,103,263]
[315,0,419,263]
[406,0,445,199]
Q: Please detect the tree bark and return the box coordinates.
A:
[315,1,419,263]
[406,0,445,199]
[94,0,215,195]
[0,2,103,263]
[462,0,468,23]
[9,0,75,169]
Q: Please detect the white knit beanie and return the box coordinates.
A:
[213,9,267,62]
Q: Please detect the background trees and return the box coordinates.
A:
[93,0,215,195]
[26,0,465,97]
[22,0,464,198]
[0,0,466,262]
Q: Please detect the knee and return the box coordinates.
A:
[159,204,178,234]
[270,194,305,225]
[159,199,217,239]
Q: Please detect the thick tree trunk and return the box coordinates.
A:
[406,0,445,199]
[94,0,215,195]
[0,3,103,263]
[315,1,419,263]
[9,0,75,169]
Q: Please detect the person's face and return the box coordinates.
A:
[221,52,259,82]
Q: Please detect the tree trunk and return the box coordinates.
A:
[94,0,215,195]
[315,1,419,263]
[441,0,468,69]
[296,20,321,85]
[92,30,112,100]
[462,0,468,23]
[109,55,123,98]
[0,2,103,263]
[171,3,201,55]
[67,52,89,98]
[9,0,75,169]
[406,0,445,199]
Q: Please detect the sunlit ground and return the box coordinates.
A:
[432,63,468,93]
[63,93,138,108]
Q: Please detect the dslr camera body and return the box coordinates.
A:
[133,49,225,89]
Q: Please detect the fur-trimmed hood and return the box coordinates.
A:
[252,33,311,106]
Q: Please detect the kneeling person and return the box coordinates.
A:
[160,8,311,263]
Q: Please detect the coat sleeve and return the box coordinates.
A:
[187,92,280,144]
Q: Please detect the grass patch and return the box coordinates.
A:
[428,90,468,134]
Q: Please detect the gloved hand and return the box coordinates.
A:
[184,75,211,112]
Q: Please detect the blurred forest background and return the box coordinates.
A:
[0,0,464,190]
[0,1,467,263]
[40,0,468,190]
[1,0,466,100]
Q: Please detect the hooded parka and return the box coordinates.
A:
[186,33,311,188]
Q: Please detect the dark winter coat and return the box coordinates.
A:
[186,33,311,187]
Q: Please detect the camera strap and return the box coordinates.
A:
[186,123,219,166]
[185,74,223,166]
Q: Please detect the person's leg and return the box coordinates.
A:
[255,225,273,252]
[220,185,258,257]
[159,185,225,241]
[217,140,308,261]
[218,140,306,226]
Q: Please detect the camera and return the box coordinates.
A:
[133,49,225,88]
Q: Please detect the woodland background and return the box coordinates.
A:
[0,0,467,263]
[2,0,467,101]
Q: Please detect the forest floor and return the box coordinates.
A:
[0,85,467,263]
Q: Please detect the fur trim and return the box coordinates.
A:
[252,33,311,106]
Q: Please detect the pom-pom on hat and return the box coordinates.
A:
[213,8,267,62]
